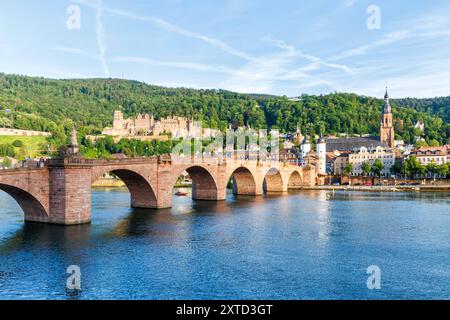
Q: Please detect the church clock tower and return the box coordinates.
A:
[380,87,395,148]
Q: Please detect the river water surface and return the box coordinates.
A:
[0,188,449,299]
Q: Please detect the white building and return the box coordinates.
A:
[414,121,425,132]
[317,136,327,174]
[301,138,311,159]
[349,146,395,177]
[410,146,448,165]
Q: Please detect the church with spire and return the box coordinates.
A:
[380,87,395,148]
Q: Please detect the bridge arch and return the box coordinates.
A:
[287,170,303,189]
[229,166,258,195]
[263,167,285,192]
[172,165,220,200]
[92,169,157,208]
[0,183,48,222]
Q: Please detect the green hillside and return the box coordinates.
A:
[0,135,50,159]
[0,73,448,150]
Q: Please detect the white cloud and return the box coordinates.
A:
[52,46,91,57]
[342,0,359,7]
[110,56,237,74]
[74,0,259,63]
[96,0,110,77]
[330,30,412,61]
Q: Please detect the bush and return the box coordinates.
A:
[12,139,24,147]
[0,144,15,157]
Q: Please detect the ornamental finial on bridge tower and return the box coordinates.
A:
[57,127,80,158]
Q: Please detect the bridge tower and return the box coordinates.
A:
[46,130,93,225]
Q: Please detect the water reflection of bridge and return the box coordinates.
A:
[0,154,316,225]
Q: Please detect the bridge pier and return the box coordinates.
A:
[46,159,92,225]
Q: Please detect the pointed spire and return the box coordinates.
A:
[384,85,389,99]
[383,85,391,114]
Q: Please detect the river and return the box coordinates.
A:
[0,188,449,299]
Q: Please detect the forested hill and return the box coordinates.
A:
[391,97,450,124]
[0,73,448,146]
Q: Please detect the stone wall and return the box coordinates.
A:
[0,127,51,136]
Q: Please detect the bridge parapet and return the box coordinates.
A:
[0,167,48,175]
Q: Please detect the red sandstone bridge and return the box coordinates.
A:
[0,155,316,225]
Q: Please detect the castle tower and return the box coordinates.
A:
[293,123,304,144]
[301,136,311,160]
[150,114,155,130]
[317,135,327,174]
[113,110,124,130]
[380,87,395,148]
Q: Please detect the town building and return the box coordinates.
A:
[332,152,350,176]
[326,136,386,152]
[279,147,302,165]
[410,146,448,165]
[348,146,395,177]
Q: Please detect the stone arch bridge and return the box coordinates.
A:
[0,155,316,225]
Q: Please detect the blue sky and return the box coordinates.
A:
[1,0,450,98]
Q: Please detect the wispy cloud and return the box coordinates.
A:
[73,0,350,93]
[74,0,259,63]
[217,37,342,93]
[342,0,359,7]
[330,30,412,61]
[96,0,110,77]
[59,0,450,97]
[110,56,237,74]
[52,46,91,57]
[330,10,450,62]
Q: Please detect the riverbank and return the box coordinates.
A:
[92,177,192,188]
[91,178,449,192]
[303,185,450,192]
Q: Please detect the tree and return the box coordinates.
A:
[371,159,385,178]
[0,144,15,157]
[401,159,410,179]
[344,163,353,176]
[390,161,402,177]
[426,162,439,179]
[12,139,24,147]
[437,163,448,178]
[361,161,371,176]
[415,140,428,148]
[405,156,424,178]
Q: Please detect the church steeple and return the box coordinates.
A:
[380,86,395,148]
[383,86,392,114]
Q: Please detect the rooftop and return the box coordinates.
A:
[326,137,387,152]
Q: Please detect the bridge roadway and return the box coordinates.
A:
[0,154,316,225]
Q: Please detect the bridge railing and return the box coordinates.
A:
[40,152,298,168]
[168,151,298,167]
